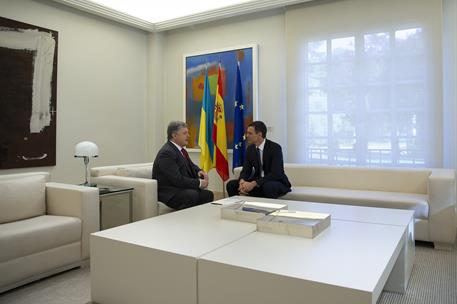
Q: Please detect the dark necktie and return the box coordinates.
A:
[256,148,261,177]
[181,148,196,177]
[181,148,191,162]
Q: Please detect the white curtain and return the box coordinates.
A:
[442,0,457,169]
[286,0,443,168]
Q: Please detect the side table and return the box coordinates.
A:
[98,186,134,230]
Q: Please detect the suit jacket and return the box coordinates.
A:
[152,141,201,203]
[239,139,291,189]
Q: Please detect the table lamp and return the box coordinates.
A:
[74,141,99,186]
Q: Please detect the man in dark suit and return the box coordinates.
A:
[153,121,214,210]
[226,121,291,198]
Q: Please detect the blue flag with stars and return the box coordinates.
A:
[233,62,245,170]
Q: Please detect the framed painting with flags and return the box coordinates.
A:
[183,45,258,153]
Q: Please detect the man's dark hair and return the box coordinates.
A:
[167,121,187,140]
[248,121,267,138]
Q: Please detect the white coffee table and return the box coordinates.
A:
[91,197,414,304]
[199,218,410,304]
[197,196,414,304]
[234,196,415,293]
[90,203,256,304]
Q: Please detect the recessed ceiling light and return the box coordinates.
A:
[88,0,255,23]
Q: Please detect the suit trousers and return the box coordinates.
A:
[226,179,289,199]
[167,188,214,210]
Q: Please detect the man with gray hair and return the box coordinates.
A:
[152,121,214,210]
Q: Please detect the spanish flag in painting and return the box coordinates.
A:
[198,70,214,172]
[212,65,229,181]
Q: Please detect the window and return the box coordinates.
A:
[304,28,427,167]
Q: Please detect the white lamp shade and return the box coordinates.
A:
[75,141,99,157]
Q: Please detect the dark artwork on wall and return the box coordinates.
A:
[0,17,58,169]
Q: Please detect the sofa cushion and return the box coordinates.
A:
[0,215,81,263]
[0,174,46,224]
[281,186,429,219]
[115,166,152,179]
[284,164,431,194]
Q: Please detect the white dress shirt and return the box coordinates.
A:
[256,139,265,177]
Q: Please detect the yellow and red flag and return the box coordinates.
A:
[212,65,229,181]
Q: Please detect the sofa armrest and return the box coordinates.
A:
[46,183,99,259]
[428,169,457,245]
[92,175,158,220]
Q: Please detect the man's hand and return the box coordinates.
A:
[238,179,246,193]
[200,178,209,188]
[239,180,257,194]
[198,171,209,189]
[198,170,208,180]
[236,179,247,195]
[244,180,257,192]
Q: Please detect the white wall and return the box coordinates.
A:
[0,0,149,183]
[146,32,166,161]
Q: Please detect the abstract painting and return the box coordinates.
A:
[184,45,257,150]
[0,17,58,169]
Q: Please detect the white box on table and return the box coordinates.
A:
[257,210,331,238]
[221,201,287,223]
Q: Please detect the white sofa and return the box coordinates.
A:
[235,164,457,249]
[0,172,99,293]
[90,163,174,220]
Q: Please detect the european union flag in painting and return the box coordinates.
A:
[233,62,245,170]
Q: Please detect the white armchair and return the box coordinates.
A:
[0,172,99,293]
[90,163,174,220]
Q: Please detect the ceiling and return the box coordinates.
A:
[52,0,312,32]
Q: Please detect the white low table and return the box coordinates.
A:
[286,197,415,293]
[91,197,414,304]
[236,196,415,292]
[90,203,255,304]
[198,196,414,304]
[199,219,411,304]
